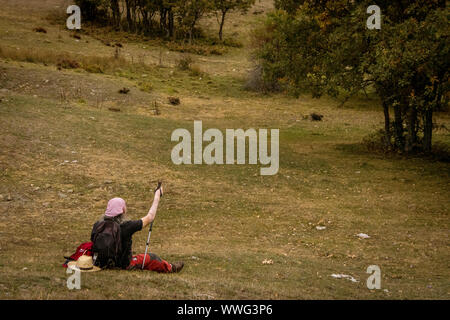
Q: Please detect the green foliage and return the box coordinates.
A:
[253,0,449,153]
[273,0,302,13]
[75,0,109,22]
[74,0,256,43]
[174,0,212,42]
[176,55,193,70]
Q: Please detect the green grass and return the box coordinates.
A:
[0,0,449,300]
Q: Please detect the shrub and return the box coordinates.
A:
[138,82,153,93]
[177,56,193,71]
[244,65,280,93]
[57,59,80,69]
[33,27,47,34]
[82,63,104,73]
[189,65,203,77]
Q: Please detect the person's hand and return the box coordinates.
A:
[154,182,163,198]
[155,185,163,197]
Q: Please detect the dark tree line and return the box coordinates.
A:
[75,0,255,42]
[254,0,449,153]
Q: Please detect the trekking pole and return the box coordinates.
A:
[142,181,162,270]
[141,221,153,270]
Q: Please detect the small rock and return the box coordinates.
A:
[310,113,324,121]
[67,189,74,193]
[316,226,326,231]
[191,256,199,260]
[168,97,180,105]
[262,259,273,265]
[33,27,47,33]
[331,274,358,283]
[104,180,113,185]
[6,194,12,201]
[356,233,370,239]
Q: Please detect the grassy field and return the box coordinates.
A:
[0,0,449,300]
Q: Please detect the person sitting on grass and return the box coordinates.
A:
[91,183,184,273]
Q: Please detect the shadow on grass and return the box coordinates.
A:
[335,142,450,163]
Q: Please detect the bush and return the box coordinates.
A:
[177,56,193,71]
[57,59,81,69]
[189,65,203,77]
[33,27,47,34]
[244,65,281,93]
[138,82,153,93]
[222,38,243,48]
[362,130,393,154]
[74,0,108,23]
[82,63,104,73]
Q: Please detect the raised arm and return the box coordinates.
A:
[141,186,163,228]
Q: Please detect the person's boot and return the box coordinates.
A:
[170,261,184,273]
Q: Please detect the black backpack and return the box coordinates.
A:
[91,218,122,268]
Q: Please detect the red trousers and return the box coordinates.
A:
[127,253,172,273]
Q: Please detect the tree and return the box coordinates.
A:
[253,0,449,153]
[110,0,121,29]
[74,0,109,22]
[175,0,212,43]
[273,0,301,13]
[213,0,255,41]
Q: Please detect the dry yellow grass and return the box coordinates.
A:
[0,0,449,300]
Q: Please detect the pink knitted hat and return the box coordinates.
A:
[105,197,126,217]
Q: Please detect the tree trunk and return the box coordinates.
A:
[132,1,138,33]
[423,108,433,153]
[140,8,149,35]
[110,0,120,29]
[219,10,227,41]
[160,8,167,33]
[168,9,174,39]
[125,0,133,32]
[189,20,196,44]
[383,101,392,149]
